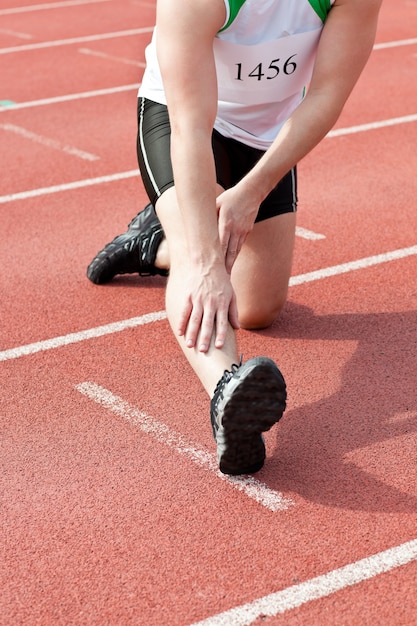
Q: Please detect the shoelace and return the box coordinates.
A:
[212,356,243,407]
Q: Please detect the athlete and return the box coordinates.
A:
[87,0,382,475]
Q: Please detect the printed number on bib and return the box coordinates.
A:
[235,55,297,82]
[214,29,321,104]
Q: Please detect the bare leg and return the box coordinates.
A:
[155,187,239,396]
[232,212,296,329]
[155,188,296,395]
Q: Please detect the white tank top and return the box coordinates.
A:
[139,0,335,149]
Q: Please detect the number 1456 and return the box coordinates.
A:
[235,55,298,81]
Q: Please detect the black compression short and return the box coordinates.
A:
[137,97,297,222]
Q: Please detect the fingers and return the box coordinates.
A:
[199,306,217,353]
[178,297,215,353]
[188,302,225,353]
[223,233,245,274]
[214,291,240,348]
[177,295,193,340]
[187,304,213,353]
[178,294,239,353]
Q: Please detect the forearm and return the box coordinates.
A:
[238,89,343,203]
[170,123,223,267]
[155,0,225,268]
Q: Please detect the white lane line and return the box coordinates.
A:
[0,28,33,40]
[0,27,154,55]
[0,0,111,15]
[189,538,417,625]
[295,226,326,241]
[1,244,417,363]
[0,83,140,113]
[0,311,167,362]
[374,38,417,50]
[75,382,293,512]
[0,170,139,204]
[0,123,99,161]
[328,113,417,138]
[78,47,146,67]
[289,245,417,286]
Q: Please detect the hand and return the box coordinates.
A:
[216,186,258,273]
[177,262,240,353]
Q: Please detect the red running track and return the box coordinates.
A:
[1,1,417,624]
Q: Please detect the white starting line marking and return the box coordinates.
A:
[1,244,417,363]
[0,123,99,161]
[76,382,293,512]
[189,538,417,625]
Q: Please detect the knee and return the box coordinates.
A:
[238,295,287,330]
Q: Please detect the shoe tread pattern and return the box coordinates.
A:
[217,358,286,475]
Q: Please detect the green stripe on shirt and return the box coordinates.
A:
[219,0,246,32]
[307,0,333,22]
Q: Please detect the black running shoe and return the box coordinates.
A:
[87,204,168,284]
[210,357,287,475]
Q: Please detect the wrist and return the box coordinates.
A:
[237,174,269,207]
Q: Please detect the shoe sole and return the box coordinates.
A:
[86,238,133,284]
[216,357,287,475]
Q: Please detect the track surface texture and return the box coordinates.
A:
[1,1,417,625]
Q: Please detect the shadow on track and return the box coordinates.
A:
[258,300,417,513]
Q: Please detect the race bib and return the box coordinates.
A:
[214,28,322,105]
